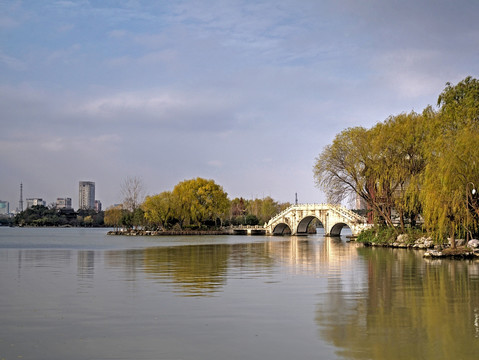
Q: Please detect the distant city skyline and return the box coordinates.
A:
[1,1,478,209]
[0,181,100,214]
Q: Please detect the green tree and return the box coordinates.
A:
[420,77,479,247]
[313,127,393,223]
[104,206,123,231]
[171,177,230,228]
[143,191,176,230]
[245,214,259,226]
[84,215,93,227]
[436,76,479,130]
[369,112,427,230]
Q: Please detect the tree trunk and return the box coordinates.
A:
[399,210,405,232]
[450,222,456,249]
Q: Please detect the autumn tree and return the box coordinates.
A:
[104,205,123,231]
[246,196,288,224]
[421,77,479,247]
[312,127,394,223]
[368,112,427,230]
[171,177,230,228]
[143,191,176,230]
[314,76,479,245]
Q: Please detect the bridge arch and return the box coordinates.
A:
[297,216,324,235]
[272,223,292,235]
[329,222,351,236]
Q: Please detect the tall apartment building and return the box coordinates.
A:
[79,181,95,210]
[56,197,72,210]
[0,200,9,215]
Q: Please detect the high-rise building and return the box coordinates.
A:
[94,200,102,212]
[19,183,23,212]
[26,198,46,209]
[0,200,9,215]
[79,181,95,210]
[56,197,72,209]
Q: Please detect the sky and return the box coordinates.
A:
[1,0,479,210]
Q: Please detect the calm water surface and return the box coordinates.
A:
[1,227,479,360]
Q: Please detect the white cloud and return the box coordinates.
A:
[108,29,127,38]
[0,52,27,71]
[41,138,66,152]
[46,44,82,64]
[77,89,241,132]
[207,160,223,168]
[57,23,74,33]
[137,50,177,65]
[372,48,446,99]
[0,16,19,28]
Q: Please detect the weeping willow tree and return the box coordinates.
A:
[314,113,427,231]
[314,76,479,244]
[313,126,371,202]
[421,128,479,246]
[313,126,389,221]
[420,77,479,247]
[368,112,427,230]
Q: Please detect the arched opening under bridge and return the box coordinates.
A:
[297,216,324,235]
[329,222,352,237]
[272,223,292,235]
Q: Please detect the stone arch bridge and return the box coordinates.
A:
[264,203,370,236]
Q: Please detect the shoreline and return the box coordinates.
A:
[359,236,479,259]
[107,229,229,236]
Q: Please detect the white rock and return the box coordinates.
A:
[424,240,434,248]
[416,237,426,244]
[397,234,409,244]
[424,250,443,257]
[468,239,479,248]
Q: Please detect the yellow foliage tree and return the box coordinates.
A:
[171,177,230,228]
[104,206,123,231]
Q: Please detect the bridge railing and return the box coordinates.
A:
[266,203,368,226]
[329,205,368,224]
[265,203,325,225]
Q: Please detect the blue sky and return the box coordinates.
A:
[1,0,478,210]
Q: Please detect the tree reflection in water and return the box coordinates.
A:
[106,242,280,296]
[315,246,479,359]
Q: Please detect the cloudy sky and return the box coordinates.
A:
[1,0,478,210]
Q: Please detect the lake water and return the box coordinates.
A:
[1,227,479,360]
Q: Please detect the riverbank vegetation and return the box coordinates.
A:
[104,177,290,232]
[314,76,479,248]
[13,206,104,227]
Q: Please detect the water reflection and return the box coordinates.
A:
[316,246,479,359]
[77,251,94,279]
[15,249,73,273]
[105,242,275,296]
[101,237,362,297]
[142,244,230,296]
[5,230,479,359]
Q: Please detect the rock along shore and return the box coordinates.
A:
[107,229,229,236]
[362,235,479,259]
